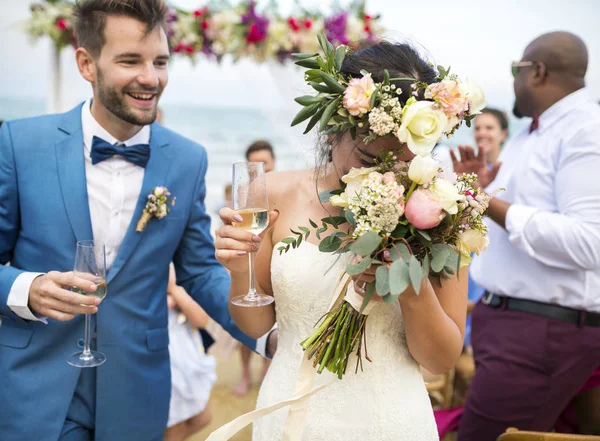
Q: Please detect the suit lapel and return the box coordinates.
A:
[55,104,94,244]
[107,123,172,284]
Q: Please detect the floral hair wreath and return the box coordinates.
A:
[290,35,486,157]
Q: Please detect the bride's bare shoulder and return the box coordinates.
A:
[266,169,316,206]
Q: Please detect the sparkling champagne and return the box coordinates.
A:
[74,279,107,302]
[232,208,269,235]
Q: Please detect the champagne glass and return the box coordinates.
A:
[67,240,107,367]
[230,162,274,307]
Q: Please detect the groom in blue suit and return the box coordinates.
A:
[0,1,267,440]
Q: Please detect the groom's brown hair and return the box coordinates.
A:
[74,0,168,57]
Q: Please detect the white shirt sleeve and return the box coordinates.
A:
[505,126,600,271]
[255,323,278,359]
[6,272,48,323]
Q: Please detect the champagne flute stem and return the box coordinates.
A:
[81,314,93,361]
[247,251,258,301]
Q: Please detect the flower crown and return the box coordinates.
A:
[290,35,486,157]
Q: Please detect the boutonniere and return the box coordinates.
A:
[136,186,176,232]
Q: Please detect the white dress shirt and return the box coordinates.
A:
[6,99,148,321]
[470,88,600,312]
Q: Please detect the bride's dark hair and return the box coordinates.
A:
[316,41,438,166]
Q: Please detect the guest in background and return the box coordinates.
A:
[471,108,509,166]
[452,31,600,441]
[165,264,216,441]
[245,140,276,172]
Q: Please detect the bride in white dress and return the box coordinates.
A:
[214,41,468,441]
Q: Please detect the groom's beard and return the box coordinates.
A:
[96,70,160,126]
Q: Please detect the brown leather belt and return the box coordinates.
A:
[481,291,600,327]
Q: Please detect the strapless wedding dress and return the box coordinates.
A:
[253,242,439,441]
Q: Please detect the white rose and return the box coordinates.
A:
[397,100,448,157]
[154,187,165,197]
[458,229,489,256]
[408,155,439,185]
[342,167,378,201]
[460,77,487,115]
[430,179,462,215]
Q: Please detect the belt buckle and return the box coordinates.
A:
[481,292,494,305]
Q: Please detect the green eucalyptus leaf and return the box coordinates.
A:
[359,282,377,313]
[389,259,410,296]
[408,255,422,294]
[422,253,430,278]
[349,231,381,256]
[346,256,372,275]
[344,209,355,225]
[319,235,342,253]
[417,230,431,241]
[383,69,390,85]
[376,265,390,295]
[431,245,451,272]
[382,293,398,304]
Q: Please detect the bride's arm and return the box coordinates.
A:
[398,267,468,375]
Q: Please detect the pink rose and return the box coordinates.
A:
[343,74,376,117]
[404,189,445,229]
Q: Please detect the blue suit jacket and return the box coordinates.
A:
[0,104,255,441]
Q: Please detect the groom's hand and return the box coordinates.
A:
[29,271,101,321]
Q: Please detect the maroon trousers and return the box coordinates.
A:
[457,301,600,441]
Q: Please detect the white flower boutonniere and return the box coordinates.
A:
[136,186,176,232]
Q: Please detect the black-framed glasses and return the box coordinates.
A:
[511,61,535,77]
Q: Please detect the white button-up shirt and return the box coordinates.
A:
[471,88,600,312]
[6,99,148,321]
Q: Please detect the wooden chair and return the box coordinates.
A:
[498,427,600,441]
[425,367,455,409]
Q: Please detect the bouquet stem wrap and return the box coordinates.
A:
[301,273,378,379]
[136,211,152,232]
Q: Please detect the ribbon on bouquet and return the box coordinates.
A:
[205,272,354,441]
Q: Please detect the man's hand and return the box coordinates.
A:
[29,271,101,321]
[450,144,502,189]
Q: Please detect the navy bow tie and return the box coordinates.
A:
[90,136,151,168]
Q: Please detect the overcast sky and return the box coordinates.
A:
[1,0,598,113]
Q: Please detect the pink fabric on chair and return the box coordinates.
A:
[555,366,600,433]
[434,407,463,437]
[434,366,600,436]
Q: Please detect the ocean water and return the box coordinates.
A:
[0,96,528,223]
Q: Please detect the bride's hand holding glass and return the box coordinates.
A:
[214,206,279,275]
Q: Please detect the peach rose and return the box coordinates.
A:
[343,74,377,116]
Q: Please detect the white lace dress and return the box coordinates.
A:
[253,242,439,441]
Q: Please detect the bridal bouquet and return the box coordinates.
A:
[279,35,491,379]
